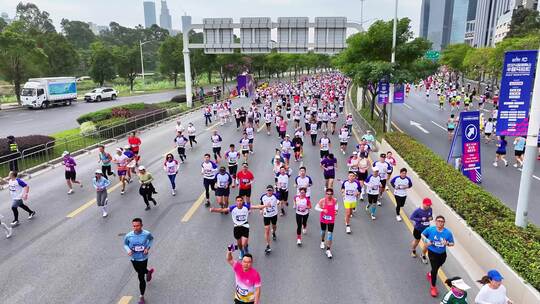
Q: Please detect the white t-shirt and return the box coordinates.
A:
[276,173,290,190]
[229,204,250,227]
[295,175,313,197]
[474,284,508,304]
[260,194,279,217]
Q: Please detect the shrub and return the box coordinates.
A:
[170,94,187,103]
[80,122,97,136]
[0,135,55,162]
[76,108,113,124]
[385,132,540,290]
[76,103,151,124]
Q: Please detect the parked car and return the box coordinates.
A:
[84,87,118,102]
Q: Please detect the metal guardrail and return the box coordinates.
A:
[0,98,218,178]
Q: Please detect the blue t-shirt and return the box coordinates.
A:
[496,139,507,154]
[422,226,454,254]
[514,137,526,151]
[124,229,154,261]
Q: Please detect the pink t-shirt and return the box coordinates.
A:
[233,262,261,303]
[279,120,288,132]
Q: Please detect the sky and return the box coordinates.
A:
[1,0,422,36]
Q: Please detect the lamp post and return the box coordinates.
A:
[386,0,398,132]
[139,40,152,88]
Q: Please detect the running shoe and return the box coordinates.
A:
[205,200,210,208]
[145,206,151,211]
[493,162,498,167]
[265,246,272,254]
[10,220,19,227]
[411,250,417,258]
[371,214,376,220]
[320,241,325,249]
[377,201,382,206]
[172,189,176,196]
[146,268,155,282]
[102,211,108,218]
[272,232,277,241]
[121,190,125,195]
[345,226,351,234]
[28,211,36,219]
[513,163,518,168]
[67,189,74,195]
[6,227,12,239]
[326,249,333,259]
[296,238,302,246]
[421,255,428,264]
[430,286,439,297]
[138,296,145,304]
[396,215,402,222]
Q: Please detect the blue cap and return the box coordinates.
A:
[487,270,503,282]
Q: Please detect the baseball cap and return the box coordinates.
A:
[372,167,380,172]
[487,270,503,282]
[138,165,146,171]
[451,279,471,291]
[422,198,433,206]
[95,169,103,174]
[62,151,70,157]
[353,151,358,155]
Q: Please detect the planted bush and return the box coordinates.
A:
[80,122,97,136]
[170,94,187,103]
[385,132,540,290]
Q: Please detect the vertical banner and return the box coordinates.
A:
[394,83,405,104]
[461,111,482,184]
[377,80,389,104]
[496,50,538,136]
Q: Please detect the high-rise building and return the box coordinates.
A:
[419,0,458,50]
[473,0,517,46]
[159,0,172,32]
[450,0,472,44]
[464,0,478,45]
[143,1,157,28]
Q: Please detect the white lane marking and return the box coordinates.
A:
[15,119,33,123]
[534,175,540,181]
[403,103,413,110]
[410,120,429,134]
[431,120,446,131]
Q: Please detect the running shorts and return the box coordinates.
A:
[344,200,357,209]
[65,171,76,181]
[215,187,230,197]
[320,150,329,159]
[118,170,127,176]
[320,222,335,232]
[263,215,278,226]
[413,228,426,240]
[239,188,252,197]
[515,150,524,157]
[233,226,249,240]
[277,189,289,201]
[356,171,368,181]
[380,179,387,189]
[228,164,238,176]
[323,172,335,180]
[248,139,254,144]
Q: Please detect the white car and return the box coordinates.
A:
[84,87,118,102]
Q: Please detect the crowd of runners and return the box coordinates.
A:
[2,72,514,304]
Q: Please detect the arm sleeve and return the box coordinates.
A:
[17,178,27,187]
[123,235,131,253]
[146,232,154,248]
[407,177,413,188]
[314,200,323,212]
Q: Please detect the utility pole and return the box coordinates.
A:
[386,0,398,132]
[515,48,540,227]
[139,40,151,89]
[181,14,193,108]
[360,0,365,26]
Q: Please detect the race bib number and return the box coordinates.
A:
[345,189,355,196]
[236,215,247,222]
[266,206,275,213]
[297,205,306,212]
[242,179,250,183]
[133,245,145,252]
[322,215,332,221]
[219,181,227,188]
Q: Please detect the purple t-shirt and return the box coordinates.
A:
[320,158,337,176]
[63,156,76,172]
[409,207,433,231]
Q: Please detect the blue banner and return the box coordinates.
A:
[461,111,482,184]
[377,80,389,104]
[394,83,405,103]
[496,50,538,136]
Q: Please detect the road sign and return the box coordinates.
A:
[448,111,482,184]
[496,50,538,136]
[277,17,309,53]
[203,18,234,54]
[240,17,272,54]
[394,83,405,103]
[425,50,440,61]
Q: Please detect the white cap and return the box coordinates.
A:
[353,151,358,155]
[124,145,131,150]
[95,169,103,174]
[138,165,146,171]
[372,167,380,172]
[116,148,123,152]
[285,134,290,137]
[451,279,471,291]
[62,151,70,157]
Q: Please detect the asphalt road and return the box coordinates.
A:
[0,96,477,304]
[390,89,540,225]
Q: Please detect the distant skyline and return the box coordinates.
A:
[2,0,422,35]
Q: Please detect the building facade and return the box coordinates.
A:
[420,0,455,50]
[159,0,172,32]
[143,1,157,28]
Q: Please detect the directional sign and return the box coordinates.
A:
[203,18,234,54]
[425,50,440,61]
[240,17,272,54]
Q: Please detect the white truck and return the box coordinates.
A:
[20,77,77,109]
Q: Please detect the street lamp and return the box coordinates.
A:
[139,40,152,88]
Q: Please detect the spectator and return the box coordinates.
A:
[475,270,513,304]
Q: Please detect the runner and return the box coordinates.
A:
[292,129,304,162]
[201,153,218,207]
[264,110,273,136]
[321,153,337,190]
[276,165,291,216]
[113,148,129,195]
[330,110,339,135]
[294,187,312,246]
[315,188,338,258]
[484,118,494,144]
[339,125,349,155]
[365,167,382,220]
[319,132,331,159]
[372,153,392,206]
[62,151,83,194]
[447,114,456,141]
[124,146,136,183]
[225,248,261,304]
[309,119,318,146]
[512,136,526,168]
[211,130,223,162]
[123,218,155,304]
[278,116,288,140]
[163,153,179,196]
[225,144,240,184]
[441,277,471,304]
[187,122,198,149]
[7,171,36,227]
[239,133,251,163]
[98,145,114,180]
[410,198,433,263]
[385,151,397,184]
[390,168,413,222]
[137,166,157,211]
[128,131,142,166]
[280,134,293,166]
[341,172,361,232]
[175,120,185,133]
[245,123,255,154]
[93,169,111,217]
[295,167,313,198]
[237,163,255,204]
[215,166,233,209]
[357,153,370,201]
[259,185,280,254]
[493,136,508,167]
[422,215,455,297]
[174,131,189,163]
[204,105,212,126]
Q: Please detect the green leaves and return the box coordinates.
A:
[88,42,116,87]
[385,132,540,290]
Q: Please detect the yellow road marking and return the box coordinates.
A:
[181,192,206,222]
[348,101,449,289]
[66,182,123,218]
[205,122,220,131]
[257,123,265,132]
[117,296,132,304]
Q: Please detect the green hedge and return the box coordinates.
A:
[385,132,540,290]
[76,103,149,124]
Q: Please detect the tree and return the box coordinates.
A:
[440,43,473,85]
[463,47,493,89]
[114,45,140,91]
[15,2,56,34]
[0,18,7,32]
[507,7,540,38]
[88,42,116,86]
[37,32,79,76]
[0,22,47,102]
[61,19,96,49]
[158,35,183,87]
